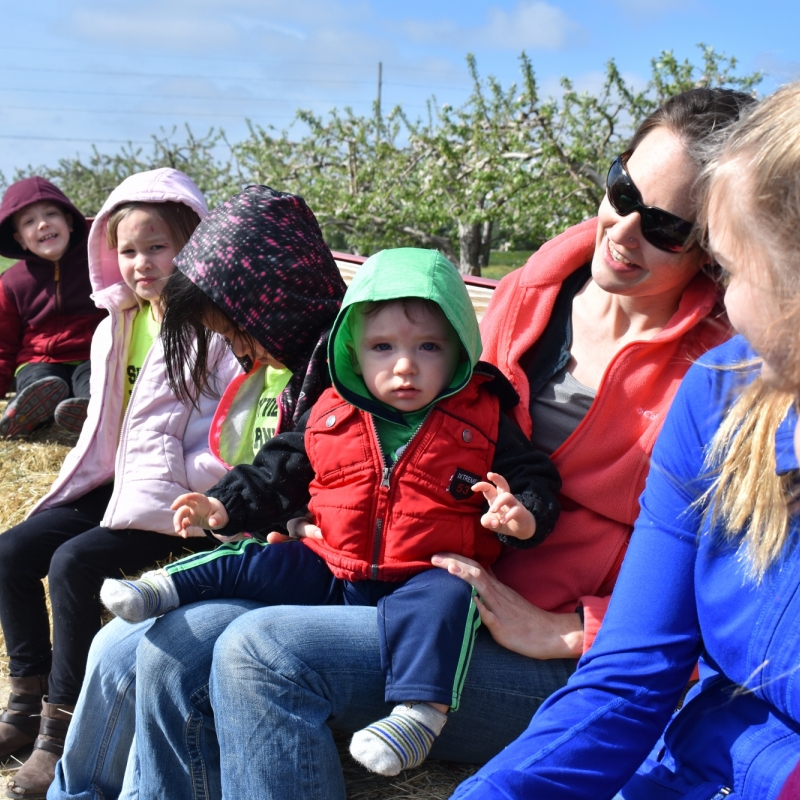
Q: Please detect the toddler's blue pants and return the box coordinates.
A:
[166,539,480,709]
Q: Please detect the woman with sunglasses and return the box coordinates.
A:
[49,89,752,800]
[453,82,800,800]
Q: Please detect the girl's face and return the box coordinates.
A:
[201,314,286,370]
[592,126,709,303]
[116,209,178,313]
[708,183,787,387]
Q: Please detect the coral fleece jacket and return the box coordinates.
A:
[0,177,105,396]
[480,219,730,649]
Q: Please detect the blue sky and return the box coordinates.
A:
[1,0,798,185]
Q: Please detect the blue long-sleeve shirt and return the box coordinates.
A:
[453,336,800,800]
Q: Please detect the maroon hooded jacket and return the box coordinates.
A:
[0,177,106,396]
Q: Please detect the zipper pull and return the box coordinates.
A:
[381,467,391,488]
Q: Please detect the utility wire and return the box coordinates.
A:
[0,134,154,144]
[0,46,462,76]
[0,65,466,91]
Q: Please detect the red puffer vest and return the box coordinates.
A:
[303,374,501,582]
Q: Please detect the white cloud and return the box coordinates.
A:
[402,2,587,51]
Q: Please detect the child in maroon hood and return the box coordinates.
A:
[0,177,106,437]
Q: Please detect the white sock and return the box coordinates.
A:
[100,569,179,623]
[349,702,448,776]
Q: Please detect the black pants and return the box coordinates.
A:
[0,484,213,704]
[15,361,92,399]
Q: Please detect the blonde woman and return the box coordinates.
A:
[453,82,800,800]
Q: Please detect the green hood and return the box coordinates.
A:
[328,248,483,427]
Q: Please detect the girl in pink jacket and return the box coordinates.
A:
[0,168,241,799]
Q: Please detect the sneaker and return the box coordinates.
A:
[0,377,69,439]
[54,397,90,434]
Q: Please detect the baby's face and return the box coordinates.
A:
[354,302,461,413]
[13,201,73,262]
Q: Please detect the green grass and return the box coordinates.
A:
[0,257,15,274]
[483,250,530,281]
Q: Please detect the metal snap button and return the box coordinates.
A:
[462,429,472,442]
[326,415,336,427]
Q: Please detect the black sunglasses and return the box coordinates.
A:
[606,156,693,253]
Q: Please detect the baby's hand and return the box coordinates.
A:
[171,493,230,538]
[472,472,536,541]
[264,517,323,544]
[285,516,324,541]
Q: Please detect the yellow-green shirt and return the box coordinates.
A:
[252,367,292,456]
[125,304,160,413]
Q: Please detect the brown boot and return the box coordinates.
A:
[0,676,46,759]
[5,699,73,800]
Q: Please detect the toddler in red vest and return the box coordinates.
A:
[102,248,561,776]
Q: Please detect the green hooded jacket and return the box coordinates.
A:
[328,248,482,461]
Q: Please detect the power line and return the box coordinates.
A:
[0,86,431,105]
[0,65,467,91]
[1,104,297,120]
[0,134,154,144]
[0,46,464,76]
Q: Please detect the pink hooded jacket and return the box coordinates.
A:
[29,168,241,536]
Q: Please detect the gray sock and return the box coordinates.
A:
[350,702,448,776]
[100,569,179,623]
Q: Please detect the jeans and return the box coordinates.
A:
[49,617,149,800]
[48,602,261,800]
[50,602,574,800]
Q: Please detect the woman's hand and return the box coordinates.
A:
[265,517,324,544]
[171,493,230,537]
[431,553,584,659]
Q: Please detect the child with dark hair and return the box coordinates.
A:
[102,247,561,778]
[0,177,106,437]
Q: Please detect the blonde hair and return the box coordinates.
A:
[105,201,200,253]
[699,81,800,579]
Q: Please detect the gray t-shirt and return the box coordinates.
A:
[529,366,596,455]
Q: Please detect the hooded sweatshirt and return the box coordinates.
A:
[327,248,481,459]
[207,248,561,581]
[175,185,348,468]
[0,177,106,395]
[30,168,241,536]
[480,218,731,651]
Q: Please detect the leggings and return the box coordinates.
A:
[15,361,92,399]
[0,484,213,704]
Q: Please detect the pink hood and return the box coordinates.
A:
[29,169,240,535]
[88,168,208,313]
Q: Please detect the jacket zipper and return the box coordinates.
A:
[368,409,433,580]
[54,261,61,312]
[103,327,156,525]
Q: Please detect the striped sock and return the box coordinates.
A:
[100,569,179,623]
[349,702,448,776]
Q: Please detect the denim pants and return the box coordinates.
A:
[49,602,575,800]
